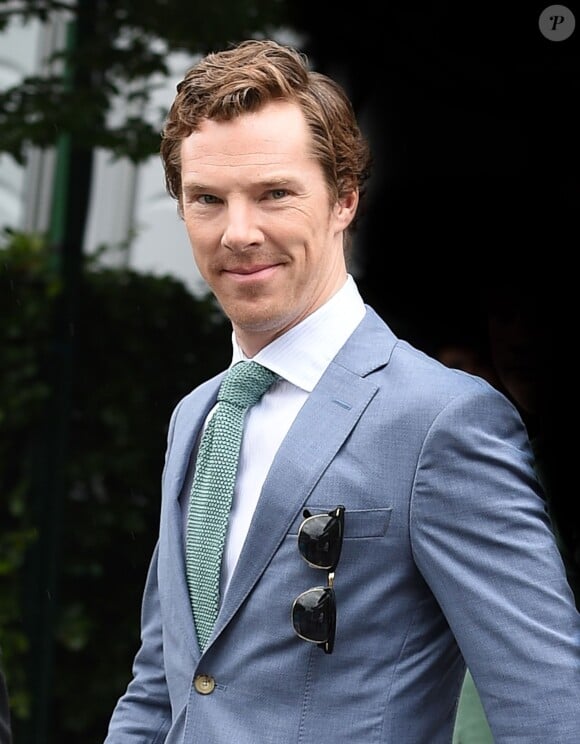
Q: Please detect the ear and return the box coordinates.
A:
[334,189,359,231]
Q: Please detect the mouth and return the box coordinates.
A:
[222,264,281,282]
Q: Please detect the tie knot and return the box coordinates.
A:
[218,361,279,409]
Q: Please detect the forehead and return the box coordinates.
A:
[180,100,314,170]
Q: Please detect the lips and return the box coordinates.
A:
[226,264,276,275]
[221,263,283,283]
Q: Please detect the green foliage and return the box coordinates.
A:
[0,229,230,740]
[0,229,58,719]
[0,0,291,164]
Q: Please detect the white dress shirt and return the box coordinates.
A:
[186,275,366,598]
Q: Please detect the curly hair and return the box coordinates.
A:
[160,39,372,236]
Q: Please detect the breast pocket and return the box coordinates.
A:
[288,506,393,539]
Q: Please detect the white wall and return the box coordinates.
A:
[0,15,42,229]
[0,17,207,296]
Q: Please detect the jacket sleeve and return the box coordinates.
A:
[410,384,580,742]
[104,542,172,743]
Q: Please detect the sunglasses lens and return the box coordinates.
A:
[298,512,343,569]
[293,507,343,654]
[292,587,336,645]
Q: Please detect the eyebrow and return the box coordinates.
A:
[181,182,212,194]
[182,176,298,194]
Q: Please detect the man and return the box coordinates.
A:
[105,39,580,743]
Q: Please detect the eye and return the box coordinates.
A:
[198,194,220,205]
[269,189,289,200]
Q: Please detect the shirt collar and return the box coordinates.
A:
[230,274,366,392]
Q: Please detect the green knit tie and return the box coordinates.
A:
[186,361,279,651]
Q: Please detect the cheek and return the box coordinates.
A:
[190,244,214,276]
[185,221,213,258]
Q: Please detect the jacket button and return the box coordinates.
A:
[194,674,216,695]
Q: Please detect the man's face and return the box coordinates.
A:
[179,100,358,356]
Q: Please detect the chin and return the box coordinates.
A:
[234,315,285,334]
[233,304,299,336]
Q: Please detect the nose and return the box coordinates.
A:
[221,200,264,251]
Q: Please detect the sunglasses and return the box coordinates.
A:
[291,505,345,654]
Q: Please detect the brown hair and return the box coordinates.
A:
[160,38,372,235]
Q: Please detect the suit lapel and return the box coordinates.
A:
[159,375,224,661]
[163,375,224,504]
[213,308,396,639]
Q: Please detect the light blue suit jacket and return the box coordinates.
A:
[105,307,580,743]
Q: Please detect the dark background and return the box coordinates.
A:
[291,2,577,339]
